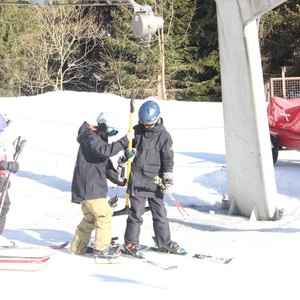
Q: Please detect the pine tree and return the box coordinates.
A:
[0,6,31,96]
[260,0,300,77]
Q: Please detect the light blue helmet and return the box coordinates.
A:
[0,114,7,133]
[138,98,161,127]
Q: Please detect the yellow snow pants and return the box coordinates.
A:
[70,198,112,255]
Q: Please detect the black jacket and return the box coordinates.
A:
[127,118,174,198]
[71,122,129,204]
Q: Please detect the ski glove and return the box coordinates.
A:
[117,178,127,187]
[162,172,173,196]
[124,148,136,160]
[0,161,19,173]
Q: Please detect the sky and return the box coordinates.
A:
[0,91,300,300]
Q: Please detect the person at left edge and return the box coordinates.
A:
[0,113,19,247]
[70,111,133,260]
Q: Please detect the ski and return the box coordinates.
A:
[92,242,177,270]
[2,241,69,250]
[0,255,51,264]
[192,253,232,264]
[141,245,233,264]
[0,248,55,259]
[0,248,55,271]
[120,244,177,270]
[120,252,177,270]
[29,241,69,250]
[0,262,49,272]
[95,256,122,265]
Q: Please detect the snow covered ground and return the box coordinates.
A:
[0,91,300,300]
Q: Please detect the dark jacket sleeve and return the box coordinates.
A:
[85,135,129,159]
[78,122,129,160]
[160,131,174,174]
[106,159,124,185]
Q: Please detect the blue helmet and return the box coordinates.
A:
[0,114,7,133]
[138,99,161,127]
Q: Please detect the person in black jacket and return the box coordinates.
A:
[122,99,186,258]
[70,111,132,260]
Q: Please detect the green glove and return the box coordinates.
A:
[125,148,136,159]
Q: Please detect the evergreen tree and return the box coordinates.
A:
[169,0,220,101]
[0,7,31,96]
[260,0,300,77]
[96,0,221,101]
[0,0,299,100]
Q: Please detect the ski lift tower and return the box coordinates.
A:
[215,0,287,220]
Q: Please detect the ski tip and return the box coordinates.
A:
[193,253,233,264]
[49,241,69,249]
[164,265,178,270]
[224,258,233,264]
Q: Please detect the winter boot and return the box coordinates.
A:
[94,244,120,260]
[153,236,187,255]
[85,246,94,254]
[166,241,187,255]
[123,243,144,259]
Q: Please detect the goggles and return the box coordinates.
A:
[139,120,157,128]
[107,127,118,137]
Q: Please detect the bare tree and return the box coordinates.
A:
[16,6,103,92]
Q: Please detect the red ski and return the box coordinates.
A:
[0,248,55,271]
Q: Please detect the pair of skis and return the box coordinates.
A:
[95,242,233,270]
[140,245,233,266]
[2,239,232,271]
[0,241,69,271]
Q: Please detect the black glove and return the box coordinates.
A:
[117,178,127,187]
[0,161,19,173]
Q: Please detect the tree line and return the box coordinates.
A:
[0,0,299,100]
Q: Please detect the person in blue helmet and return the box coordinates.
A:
[0,114,19,247]
[122,98,186,258]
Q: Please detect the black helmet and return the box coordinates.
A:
[138,98,160,127]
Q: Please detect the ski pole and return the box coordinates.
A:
[154,175,189,219]
[0,137,26,215]
[113,89,135,216]
[169,194,189,219]
[126,90,135,206]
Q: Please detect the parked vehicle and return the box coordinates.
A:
[267,96,300,164]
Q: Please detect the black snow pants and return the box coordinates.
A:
[124,195,172,248]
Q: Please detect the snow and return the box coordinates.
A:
[0,91,300,300]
